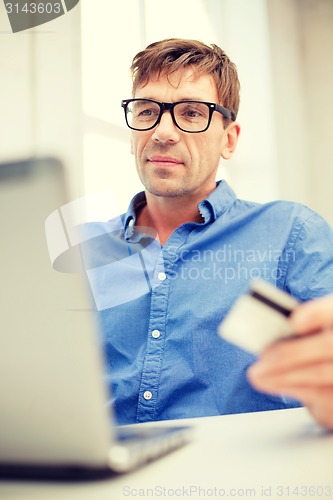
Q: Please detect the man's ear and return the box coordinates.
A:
[221,122,241,160]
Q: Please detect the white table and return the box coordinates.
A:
[1,408,332,500]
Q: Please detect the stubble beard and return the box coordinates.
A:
[139,176,190,198]
[136,146,191,198]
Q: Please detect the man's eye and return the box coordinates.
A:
[178,103,208,120]
[136,108,158,118]
[183,109,202,118]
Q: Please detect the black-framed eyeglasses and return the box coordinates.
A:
[121,98,236,133]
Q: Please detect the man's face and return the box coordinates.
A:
[131,68,238,200]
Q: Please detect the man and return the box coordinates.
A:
[83,38,333,425]
[249,294,333,430]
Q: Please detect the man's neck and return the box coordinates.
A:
[136,191,209,246]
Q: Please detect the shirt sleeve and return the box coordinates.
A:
[279,210,333,301]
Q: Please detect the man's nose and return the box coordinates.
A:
[151,111,180,144]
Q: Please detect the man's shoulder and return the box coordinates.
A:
[267,200,328,229]
[236,197,319,223]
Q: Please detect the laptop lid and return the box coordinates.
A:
[0,158,113,469]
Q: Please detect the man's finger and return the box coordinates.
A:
[291,294,333,334]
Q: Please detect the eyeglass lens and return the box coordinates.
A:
[125,100,211,132]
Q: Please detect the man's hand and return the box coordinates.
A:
[248,294,333,430]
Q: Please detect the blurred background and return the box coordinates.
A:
[1,0,333,223]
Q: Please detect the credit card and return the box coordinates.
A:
[218,279,299,353]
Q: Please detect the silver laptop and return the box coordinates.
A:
[0,157,191,479]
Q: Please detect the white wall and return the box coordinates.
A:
[0,3,83,198]
[267,0,333,224]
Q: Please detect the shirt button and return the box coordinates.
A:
[152,329,160,339]
[158,272,166,281]
[143,390,152,400]
[128,218,134,227]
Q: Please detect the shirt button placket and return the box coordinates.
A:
[137,255,169,422]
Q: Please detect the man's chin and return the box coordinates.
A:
[142,178,189,198]
[146,187,187,198]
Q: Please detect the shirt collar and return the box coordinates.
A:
[124,191,146,240]
[124,180,237,238]
[198,180,237,223]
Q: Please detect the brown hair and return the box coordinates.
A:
[130,38,240,119]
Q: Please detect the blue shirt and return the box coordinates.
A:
[82,181,333,424]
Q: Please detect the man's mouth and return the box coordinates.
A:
[148,156,183,167]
